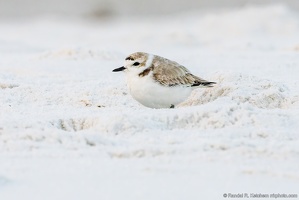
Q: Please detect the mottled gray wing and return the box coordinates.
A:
[152,57,215,87]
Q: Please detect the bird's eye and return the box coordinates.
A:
[133,62,140,66]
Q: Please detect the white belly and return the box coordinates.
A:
[126,74,192,108]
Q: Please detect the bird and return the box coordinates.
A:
[112,52,215,108]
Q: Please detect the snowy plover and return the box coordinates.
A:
[113,52,215,108]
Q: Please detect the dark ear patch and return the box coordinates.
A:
[125,56,134,61]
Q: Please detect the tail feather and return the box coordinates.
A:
[191,81,216,87]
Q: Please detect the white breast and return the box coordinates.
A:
[126,72,192,108]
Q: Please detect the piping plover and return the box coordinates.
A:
[113,52,215,108]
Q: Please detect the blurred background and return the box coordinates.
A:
[0,0,298,20]
[0,0,298,64]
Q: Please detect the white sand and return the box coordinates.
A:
[0,4,299,200]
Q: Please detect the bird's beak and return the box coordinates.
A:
[112,66,126,72]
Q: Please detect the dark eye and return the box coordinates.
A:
[133,62,140,66]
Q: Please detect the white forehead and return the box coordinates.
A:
[124,59,135,67]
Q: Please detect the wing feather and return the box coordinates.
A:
[151,56,215,87]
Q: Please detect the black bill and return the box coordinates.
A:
[112,66,126,72]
